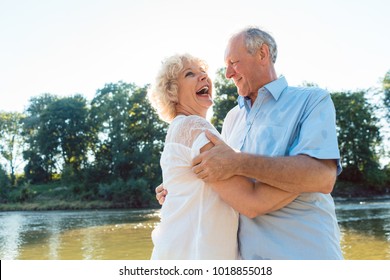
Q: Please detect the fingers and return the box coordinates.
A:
[192,166,208,179]
[156,189,167,205]
[155,184,167,205]
[192,154,203,167]
[155,184,164,194]
[157,192,166,205]
[205,130,222,145]
[192,162,202,174]
[192,162,211,180]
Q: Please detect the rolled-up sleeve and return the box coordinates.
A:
[289,92,342,175]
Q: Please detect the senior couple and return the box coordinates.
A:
[147,26,343,260]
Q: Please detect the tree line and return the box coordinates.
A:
[0,82,168,207]
[0,69,389,208]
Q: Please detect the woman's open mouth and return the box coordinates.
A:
[196,86,209,96]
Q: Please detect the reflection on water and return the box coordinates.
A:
[335,199,390,260]
[0,213,24,259]
[0,209,160,260]
[0,199,389,260]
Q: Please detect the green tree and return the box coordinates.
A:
[40,95,91,174]
[332,91,383,185]
[23,94,58,183]
[384,70,390,121]
[89,82,167,191]
[210,68,238,132]
[23,94,91,183]
[382,70,390,175]
[0,111,25,185]
[0,164,10,202]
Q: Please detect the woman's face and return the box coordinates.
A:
[176,60,213,117]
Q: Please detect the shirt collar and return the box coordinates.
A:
[237,76,288,109]
[238,95,250,109]
[264,75,288,101]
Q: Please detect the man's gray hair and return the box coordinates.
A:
[241,27,278,64]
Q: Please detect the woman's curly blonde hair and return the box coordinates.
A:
[148,53,208,123]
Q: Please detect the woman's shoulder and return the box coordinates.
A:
[172,115,213,130]
[167,115,216,147]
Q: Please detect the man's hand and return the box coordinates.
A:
[155,184,167,205]
[192,130,239,183]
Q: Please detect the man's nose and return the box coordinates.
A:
[225,65,234,79]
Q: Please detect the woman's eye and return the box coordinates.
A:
[185,71,194,77]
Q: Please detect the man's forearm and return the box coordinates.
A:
[234,153,337,194]
[211,177,297,218]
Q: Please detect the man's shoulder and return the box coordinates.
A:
[287,86,329,98]
[224,104,242,122]
[220,104,241,132]
[226,104,241,115]
[284,86,331,107]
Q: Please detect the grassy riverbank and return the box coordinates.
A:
[0,200,119,211]
[0,181,159,211]
[332,180,390,199]
[1,180,388,212]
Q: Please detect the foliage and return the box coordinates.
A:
[98,178,154,208]
[210,68,238,132]
[14,82,168,207]
[2,73,390,208]
[42,95,91,172]
[332,91,383,185]
[89,82,167,189]
[6,185,35,203]
[22,94,91,183]
[384,70,390,121]
[0,164,10,202]
[0,111,26,185]
[23,94,59,183]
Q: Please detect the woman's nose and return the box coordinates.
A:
[199,72,208,81]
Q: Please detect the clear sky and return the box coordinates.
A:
[0,0,389,113]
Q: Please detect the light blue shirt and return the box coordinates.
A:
[221,76,343,259]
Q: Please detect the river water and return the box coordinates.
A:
[0,198,389,260]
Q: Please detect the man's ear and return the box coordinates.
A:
[258,44,271,63]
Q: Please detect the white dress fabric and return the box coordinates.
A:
[151,115,239,260]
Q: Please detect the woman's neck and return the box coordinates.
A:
[176,105,207,119]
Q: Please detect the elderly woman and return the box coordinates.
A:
[148,54,296,260]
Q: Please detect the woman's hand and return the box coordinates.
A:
[155,184,167,205]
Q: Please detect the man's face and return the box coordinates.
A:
[224,34,263,101]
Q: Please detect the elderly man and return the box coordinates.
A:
[158,27,343,260]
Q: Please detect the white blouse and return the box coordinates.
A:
[151,115,239,260]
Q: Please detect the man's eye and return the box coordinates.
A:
[185,71,194,77]
[231,61,238,65]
